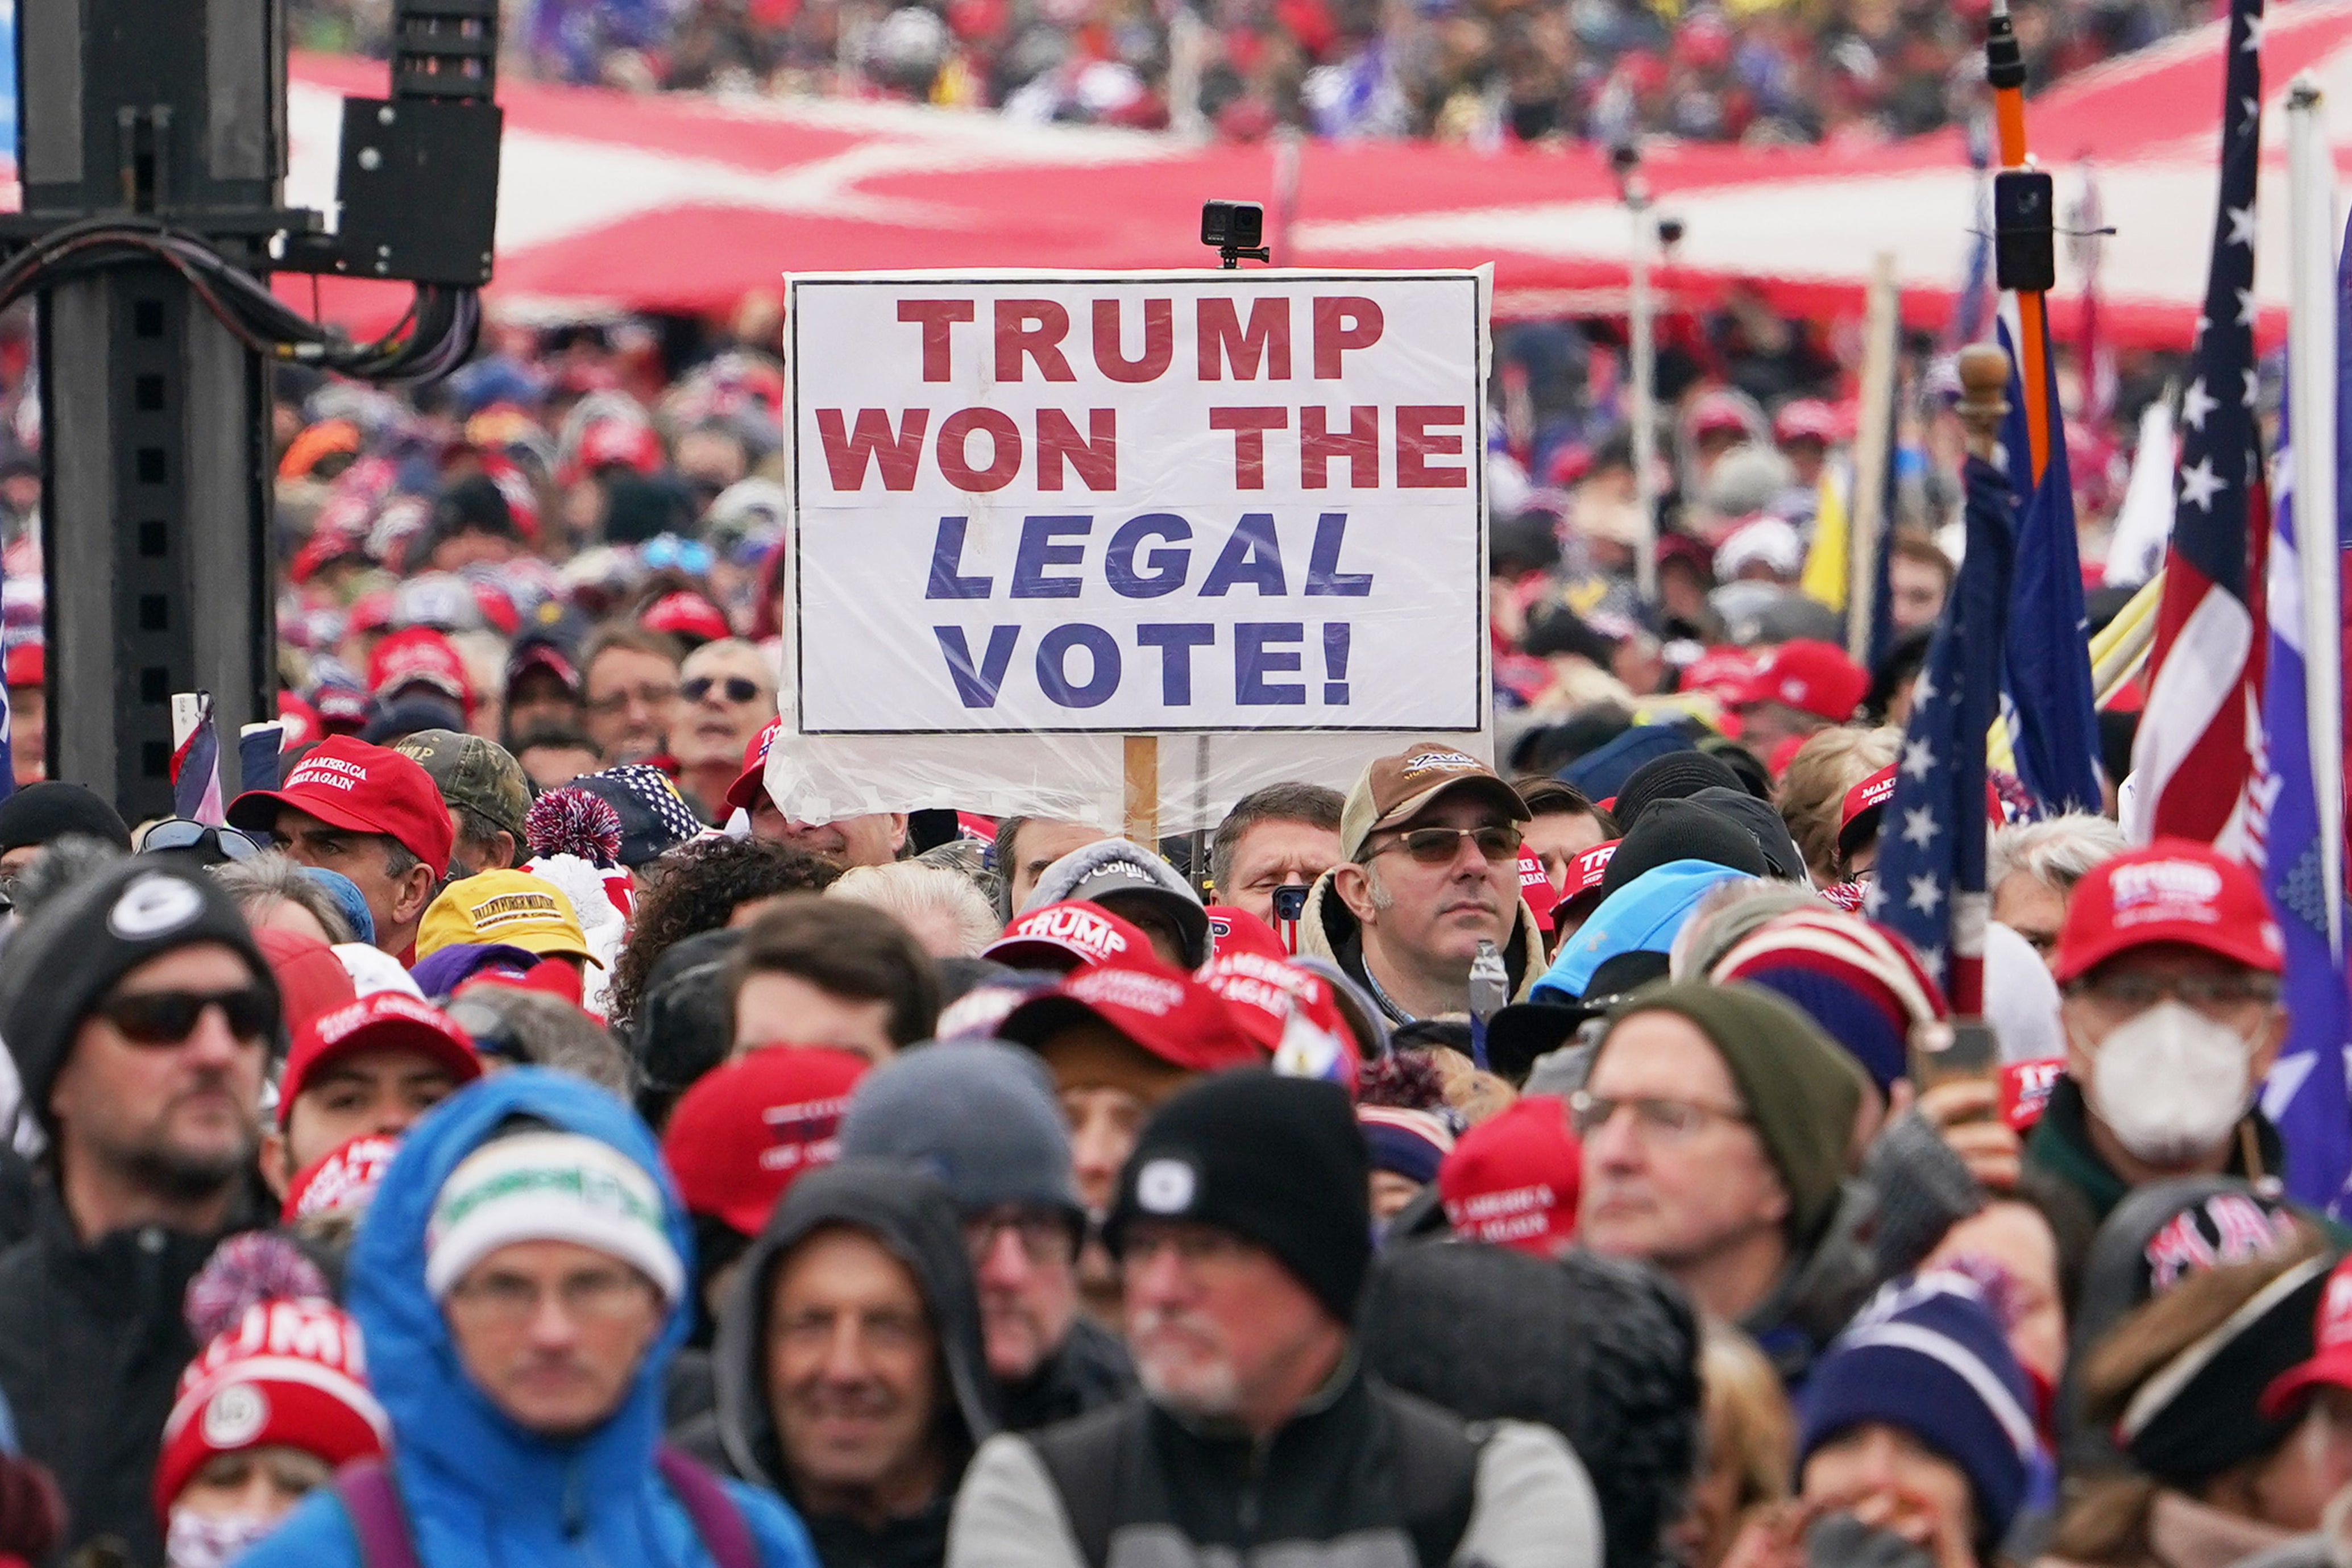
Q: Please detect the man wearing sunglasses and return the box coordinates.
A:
[0,859,283,1565]
[1299,742,1543,1025]
[672,638,779,822]
[2032,841,2293,1225]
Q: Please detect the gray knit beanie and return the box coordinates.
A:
[837,1040,1081,1219]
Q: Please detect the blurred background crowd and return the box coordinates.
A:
[286,0,2203,142]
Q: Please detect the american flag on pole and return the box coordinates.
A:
[1868,450,2018,1009]
[2126,0,2267,852]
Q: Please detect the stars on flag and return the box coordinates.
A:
[2180,455,2225,511]
[2183,378,2218,432]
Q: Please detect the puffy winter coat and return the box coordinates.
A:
[238,1068,820,1568]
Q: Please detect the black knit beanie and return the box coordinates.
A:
[1106,1069,1371,1323]
[0,782,131,855]
[1611,751,1744,833]
[1599,797,1770,897]
[0,857,277,1133]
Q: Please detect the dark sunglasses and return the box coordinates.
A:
[680,675,761,706]
[95,986,277,1046]
[1366,825,1523,866]
[140,819,266,862]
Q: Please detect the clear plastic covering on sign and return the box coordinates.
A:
[763,266,1494,835]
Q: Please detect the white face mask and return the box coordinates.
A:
[166,1507,280,1568]
[2084,1000,2254,1166]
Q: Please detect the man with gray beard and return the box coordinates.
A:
[947,1071,1604,1568]
[0,857,284,1566]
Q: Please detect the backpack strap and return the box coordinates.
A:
[1378,1387,1489,1568]
[333,1450,758,1568]
[1024,1403,1139,1568]
[332,1459,425,1568]
[658,1445,762,1568]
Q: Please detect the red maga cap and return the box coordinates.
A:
[1202,906,1288,963]
[366,627,472,717]
[279,993,480,1126]
[663,1046,868,1237]
[2051,839,2284,985]
[723,716,783,814]
[1730,639,1868,724]
[1438,1095,1582,1256]
[998,959,1265,1074]
[227,735,456,872]
[985,900,1156,974]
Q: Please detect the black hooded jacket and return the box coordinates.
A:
[997,1314,1134,1433]
[0,1171,275,1566]
[695,1159,1002,1568]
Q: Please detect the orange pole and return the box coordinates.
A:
[1989,7,2052,483]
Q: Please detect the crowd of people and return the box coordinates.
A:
[294,0,2203,142]
[0,254,2298,1568]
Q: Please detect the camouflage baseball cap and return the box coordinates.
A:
[394,729,530,842]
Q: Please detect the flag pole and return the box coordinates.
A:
[1950,343,2013,1018]
[1848,253,1900,665]
[2287,75,2343,956]
[1986,0,2054,482]
[1625,169,1661,605]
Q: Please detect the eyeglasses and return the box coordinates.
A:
[583,683,679,716]
[95,986,277,1046]
[445,1266,655,1328]
[139,819,266,862]
[1569,1090,1751,1142]
[681,675,761,706]
[2069,971,2280,1016]
[1363,825,1523,866]
[963,1208,1076,1268]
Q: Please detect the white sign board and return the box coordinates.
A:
[787,271,1487,736]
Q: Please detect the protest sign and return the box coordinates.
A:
[787,271,1486,736]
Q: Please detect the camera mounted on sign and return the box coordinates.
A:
[1202,200,1271,269]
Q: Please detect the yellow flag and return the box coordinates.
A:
[1799,463,1849,612]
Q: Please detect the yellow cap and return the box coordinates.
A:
[417,870,600,968]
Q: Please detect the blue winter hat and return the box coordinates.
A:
[1532,860,1752,1002]
[1799,1272,2040,1542]
[302,866,376,947]
[1559,724,1694,803]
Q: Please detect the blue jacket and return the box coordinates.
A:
[1532,861,1753,1001]
[237,1069,819,1568]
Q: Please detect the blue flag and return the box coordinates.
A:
[2256,274,2352,1218]
[238,723,284,797]
[1997,316,2104,815]
[1870,453,2018,994]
